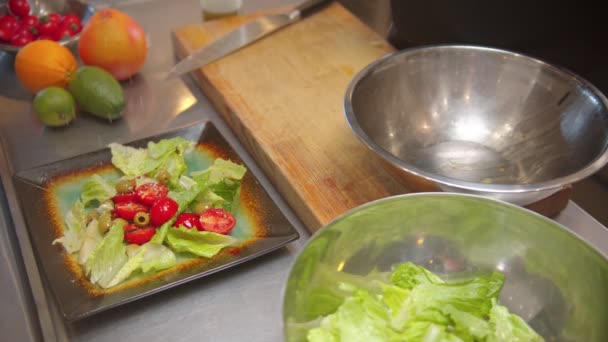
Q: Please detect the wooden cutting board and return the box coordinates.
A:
[172,2,570,233]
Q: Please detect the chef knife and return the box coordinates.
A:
[166,0,333,79]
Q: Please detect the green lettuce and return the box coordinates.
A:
[109,137,194,188]
[166,225,237,258]
[84,220,128,288]
[109,143,149,176]
[141,243,177,273]
[306,290,399,342]
[53,200,87,253]
[107,244,146,288]
[77,219,103,265]
[487,299,544,342]
[80,174,117,206]
[191,158,247,184]
[390,262,445,290]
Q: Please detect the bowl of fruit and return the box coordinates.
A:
[0,0,95,52]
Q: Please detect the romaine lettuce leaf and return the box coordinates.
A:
[190,158,247,184]
[390,262,445,290]
[80,174,117,207]
[106,244,146,288]
[488,299,544,342]
[379,283,410,331]
[78,219,103,265]
[166,225,237,258]
[141,243,177,273]
[84,220,128,288]
[52,200,87,253]
[109,143,149,176]
[150,184,204,244]
[441,304,491,340]
[306,289,399,342]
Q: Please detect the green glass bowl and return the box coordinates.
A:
[282,193,608,341]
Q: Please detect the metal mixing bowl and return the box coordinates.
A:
[0,0,96,53]
[282,193,608,341]
[344,45,608,205]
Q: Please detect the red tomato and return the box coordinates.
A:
[199,208,236,235]
[8,0,30,17]
[0,27,11,42]
[112,192,138,204]
[174,213,203,231]
[114,201,148,221]
[54,26,73,41]
[0,16,19,41]
[10,30,34,46]
[47,13,61,24]
[136,182,169,206]
[36,18,58,37]
[123,224,156,245]
[60,14,82,34]
[149,197,178,226]
[20,15,38,30]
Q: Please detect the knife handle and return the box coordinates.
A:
[294,0,332,17]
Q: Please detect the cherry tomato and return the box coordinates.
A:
[0,16,19,41]
[0,27,11,42]
[174,213,204,231]
[36,18,58,37]
[136,182,169,206]
[60,14,82,34]
[54,26,73,41]
[10,30,34,46]
[199,208,236,235]
[149,197,178,226]
[8,0,30,18]
[47,13,61,24]
[123,224,156,245]
[112,192,138,204]
[114,201,148,221]
[20,15,38,30]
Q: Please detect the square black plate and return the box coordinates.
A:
[12,121,299,321]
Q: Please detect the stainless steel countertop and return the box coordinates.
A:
[0,0,607,341]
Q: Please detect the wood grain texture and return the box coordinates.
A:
[172,3,571,232]
[173,3,407,232]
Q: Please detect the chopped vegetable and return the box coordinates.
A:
[304,263,544,342]
[53,137,248,289]
[166,225,237,258]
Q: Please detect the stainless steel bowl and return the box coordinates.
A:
[0,0,96,53]
[283,193,608,341]
[344,45,608,205]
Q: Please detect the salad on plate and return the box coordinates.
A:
[53,137,248,289]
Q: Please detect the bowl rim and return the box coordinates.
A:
[343,44,608,194]
[280,192,608,338]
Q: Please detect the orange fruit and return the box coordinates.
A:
[14,40,78,93]
[78,9,148,81]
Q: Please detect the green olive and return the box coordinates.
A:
[192,201,211,215]
[133,212,150,227]
[156,170,170,185]
[115,178,136,193]
[98,213,113,235]
[87,210,99,222]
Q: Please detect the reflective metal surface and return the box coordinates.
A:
[345,45,608,205]
[0,0,97,53]
[284,193,608,341]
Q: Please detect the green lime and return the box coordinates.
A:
[33,87,77,127]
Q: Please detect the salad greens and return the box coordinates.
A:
[306,262,544,342]
[53,137,248,289]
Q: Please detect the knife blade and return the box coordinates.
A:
[166,0,332,79]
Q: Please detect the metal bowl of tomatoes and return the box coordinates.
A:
[0,0,96,53]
